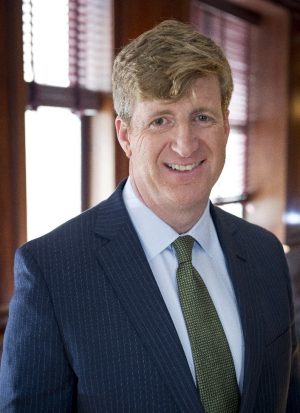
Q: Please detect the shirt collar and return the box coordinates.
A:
[122,178,216,260]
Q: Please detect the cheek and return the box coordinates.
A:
[134,139,158,161]
[130,130,168,173]
[129,130,148,155]
[130,140,152,174]
[209,134,227,157]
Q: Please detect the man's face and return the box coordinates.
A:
[116,76,230,231]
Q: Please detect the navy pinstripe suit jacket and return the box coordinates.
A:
[0,180,299,412]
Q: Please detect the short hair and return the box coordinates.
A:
[112,19,233,123]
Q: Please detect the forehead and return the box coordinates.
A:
[131,75,222,119]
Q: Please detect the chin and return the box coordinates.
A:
[166,192,207,210]
[173,184,208,199]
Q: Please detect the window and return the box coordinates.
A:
[191,1,257,217]
[25,107,81,240]
[22,0,112,240]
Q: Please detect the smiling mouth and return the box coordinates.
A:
[166,160,204,171]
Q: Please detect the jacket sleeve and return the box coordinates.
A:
[0,244,76,412]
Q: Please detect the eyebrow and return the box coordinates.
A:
[147,108,174,117]
[140,109,174,127]
[193,106,221,116]
[147,106,220,119]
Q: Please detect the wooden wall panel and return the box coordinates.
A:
[286,12,300,338]
[0,0,27,348]
[245,4,289,243]
[286,13,300,245]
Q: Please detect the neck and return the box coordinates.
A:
[129,178,207,234]
[150,203,206,234]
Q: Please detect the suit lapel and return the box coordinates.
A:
[211,206,265,412]
[94,182,202,413]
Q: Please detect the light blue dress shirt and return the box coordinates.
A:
[123,179,244,390]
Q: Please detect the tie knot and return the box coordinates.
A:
[172,235,194,264]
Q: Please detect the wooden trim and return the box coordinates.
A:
[199,0,262,24]
[0,306,8,356]
[0,306,9,334]
[26,82,102,112]
[269,0,300,12]
[0,0,27,308]
[214,193,248,206]
[286,12,300,246]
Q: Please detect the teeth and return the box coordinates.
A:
[167,161,201,171]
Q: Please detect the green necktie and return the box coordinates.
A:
[172,235,240,413]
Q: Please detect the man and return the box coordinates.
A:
[0,19,299,412]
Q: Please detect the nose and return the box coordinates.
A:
[171,123,199,158]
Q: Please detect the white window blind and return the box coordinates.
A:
[22,0,112,111]
[69,0,112,92]
[23,0,69,86]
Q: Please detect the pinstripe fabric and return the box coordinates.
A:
[0,179,299,412]
[211,206,300,412]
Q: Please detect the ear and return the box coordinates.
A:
[115,117,132,158]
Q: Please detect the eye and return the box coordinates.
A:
[150,117,169,128]
[194,113,210,122]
